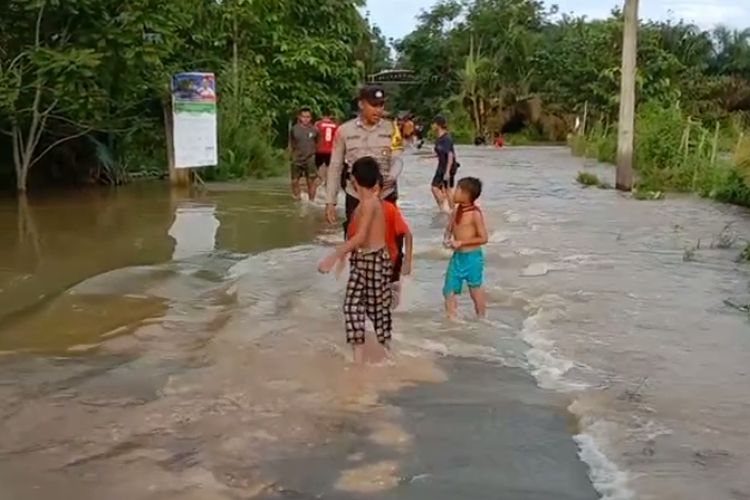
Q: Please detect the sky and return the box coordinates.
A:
[366,0,750,42]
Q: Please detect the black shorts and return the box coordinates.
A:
[315,152,331,168]
[431,164,458,189]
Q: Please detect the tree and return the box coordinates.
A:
[0,1,102,191]
[0,0,381,190]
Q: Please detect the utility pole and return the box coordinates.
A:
[616,0,638,191]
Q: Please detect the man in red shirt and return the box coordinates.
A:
[315,112,339,189]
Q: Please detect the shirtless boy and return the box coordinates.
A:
[443,177,488,319]
[371,177,413,309]
[319,157,393,362]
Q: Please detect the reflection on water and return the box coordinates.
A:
[169,203,220,261]
[0,183,324,354]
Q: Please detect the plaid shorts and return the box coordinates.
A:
[344,247,393,344]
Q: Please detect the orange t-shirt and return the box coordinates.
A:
[348,201,409,264]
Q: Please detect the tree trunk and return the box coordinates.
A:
[616,0,638,192]
[472,97,481,139]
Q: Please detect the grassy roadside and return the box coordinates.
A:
[569,103,750,207]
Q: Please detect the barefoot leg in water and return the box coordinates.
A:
[391,282,401,310]
[469,287,487,318]
[431,185,445,210]
[352,344,365,364]
[445,294,458,320]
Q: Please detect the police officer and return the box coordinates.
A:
[325,85,403,234]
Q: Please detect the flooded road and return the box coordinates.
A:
[0,147,749,499]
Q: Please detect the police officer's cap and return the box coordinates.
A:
[359,85,386,105]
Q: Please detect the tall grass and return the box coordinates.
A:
[569,121,615,163]
[570,103,750,207]
[202,91,286,181]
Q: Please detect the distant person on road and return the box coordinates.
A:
[289,107,319,201]
[431,115,459,212]
[414,121,425,149]
[443,177,488,319]
[318,157,394,363]
[315,112,339,191]
[494,134,505,148]
[401,115,415,145]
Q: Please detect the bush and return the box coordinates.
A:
[202,89,285,181]
[568,103,750,209]
[505,127,546,146]
[575,121,616,163]
[569,133,587,156]
[576,171,601,187]
[711,167,750,207]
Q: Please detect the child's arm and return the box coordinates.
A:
[453,211,489,248]
[393,209,413,275]
[402,230,414,275]
[442,207,457,248]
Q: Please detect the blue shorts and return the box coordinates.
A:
[443,249,484,296]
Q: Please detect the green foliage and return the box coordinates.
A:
[738,243,750,263]
[576,171,601,187]
[0,0,387,190]
[207,91,285,181]
[572,101,750,207]
[573,122,616,163]
[505,127,546,145]
[633,189,665,201]
[395,2,750,144]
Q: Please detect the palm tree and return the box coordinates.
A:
[711,26,750,77]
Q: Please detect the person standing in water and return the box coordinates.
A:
[319,157,393,362]
[289,107,319,201]
[431,115,459,212]
[443,177,488,319]
[349,174,414,310]
[325,85,403,237]
[314,111,339,191]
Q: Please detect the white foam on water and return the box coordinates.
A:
[520,262,558,277]
[519,306,590,392]
[392,332,515,365]
[488,230,510,243]
[413,238,452,259]
[517,292,633,500]
[573,419,634,500]
[517,247,549,256]
[315,233,344,246]
[504,210,524,223]
[227,244,319,279]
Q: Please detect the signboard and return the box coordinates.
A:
[172,72,218,169]
[367,69,417,84]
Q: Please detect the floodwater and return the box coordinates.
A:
[0,147,748,500]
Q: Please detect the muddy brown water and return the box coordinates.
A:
[1,147,749,500]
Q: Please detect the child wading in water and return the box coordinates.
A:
[373,177,413,309]
[443,177,488,319]
[319,157,395,362]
